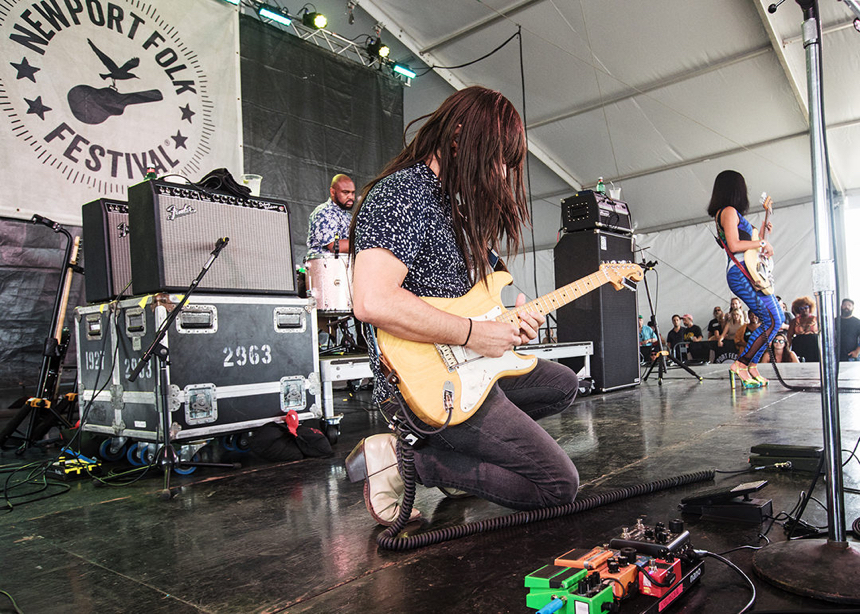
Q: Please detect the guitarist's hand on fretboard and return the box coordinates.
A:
[513,293,544,345]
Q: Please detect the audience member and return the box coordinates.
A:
[666,314,686,349]
[682,314,709,362]
[787,296,819,362]
[716,308,744,354]
[729,297,746,321]
[638,315,658,362]
[706,306,724,341]
[761,331,799,363]
[776,295,792,331]
[682,314,702,341]
[735,310,761,353]
[837,298,860,362]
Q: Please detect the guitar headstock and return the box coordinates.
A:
[760,192,773,213]
[600,261,644,289]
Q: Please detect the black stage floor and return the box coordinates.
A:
[2,362,860,613]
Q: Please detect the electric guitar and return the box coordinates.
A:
[41,235,82,402]
[377,262,643,427]
[743,192,774,295]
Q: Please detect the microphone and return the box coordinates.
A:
[212,237,229,256]
[768,0,785,13]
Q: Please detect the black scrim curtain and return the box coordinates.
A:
[239,15,404,265]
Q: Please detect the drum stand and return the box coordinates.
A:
[128,238,237,499]
[319,314,362,355]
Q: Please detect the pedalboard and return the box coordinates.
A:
[525,519,704,613]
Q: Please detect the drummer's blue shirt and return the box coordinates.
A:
[306,198,352,257]
[353,161,472,403]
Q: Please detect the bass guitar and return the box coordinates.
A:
[377,262,643,427]
[743,192,774,295]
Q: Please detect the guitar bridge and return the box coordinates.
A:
[435,343,460,371]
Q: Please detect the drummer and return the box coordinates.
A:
[307,173,355,257]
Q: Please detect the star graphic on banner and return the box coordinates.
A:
[179,103,195,123]
[25,96,51,120]
[171,130,188,149]
[11,57,40,82]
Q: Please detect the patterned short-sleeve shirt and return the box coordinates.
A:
[354,162,472,403]
[306,199,352,257]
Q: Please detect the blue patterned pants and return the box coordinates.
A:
[726,265,784,364]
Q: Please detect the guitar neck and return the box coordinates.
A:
[496,270,612,325]
[760,195,773,242]
[53,236,81,342]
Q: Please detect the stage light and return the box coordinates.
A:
[367,37,390,59]
[302,10,327,29]
[392,64,416,79]
[258,5,292,26]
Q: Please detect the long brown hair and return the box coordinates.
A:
[348,86,529,283]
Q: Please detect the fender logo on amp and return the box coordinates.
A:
[165,203,196,221]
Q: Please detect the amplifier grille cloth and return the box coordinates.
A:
[106,208,133,296]
[158,195,293,293]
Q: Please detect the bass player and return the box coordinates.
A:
[708,170,784,388]
[344,86,579,525]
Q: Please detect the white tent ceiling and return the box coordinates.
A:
[319,0,860,250]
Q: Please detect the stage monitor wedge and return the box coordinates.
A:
[128,180,295,295]
[554,229,639,391]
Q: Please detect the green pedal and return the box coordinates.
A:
[525,566,613,614]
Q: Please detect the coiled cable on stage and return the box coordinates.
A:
[376,443,715,551]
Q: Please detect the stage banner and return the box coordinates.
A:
[0,0,242,225]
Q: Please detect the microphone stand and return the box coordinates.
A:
[752,0,860,604]
[128,238,238,500]
[639,261,702,384]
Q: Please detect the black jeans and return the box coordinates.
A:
[409,359,579,510]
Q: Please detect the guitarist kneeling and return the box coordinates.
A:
[344,87,579,526]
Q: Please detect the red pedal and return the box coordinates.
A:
[639,557,681,598]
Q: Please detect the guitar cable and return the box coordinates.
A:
[376,435,715,551]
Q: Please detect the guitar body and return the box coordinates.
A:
[743,193,775,295]
[376,271,537,428]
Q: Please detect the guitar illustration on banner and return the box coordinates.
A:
[67,38,163,125]
[377,262,643,428]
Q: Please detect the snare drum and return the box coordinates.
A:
[305,254,352,313]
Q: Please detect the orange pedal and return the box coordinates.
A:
[554,546,615,570]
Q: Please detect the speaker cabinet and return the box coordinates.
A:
[554,230,639,391]
[128,180,295,295]
[81,198,133,303]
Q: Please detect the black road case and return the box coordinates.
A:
[75,294,321,442]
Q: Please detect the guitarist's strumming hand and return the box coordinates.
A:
[465,293,545,358]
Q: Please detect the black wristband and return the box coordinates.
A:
[463,318,473,346]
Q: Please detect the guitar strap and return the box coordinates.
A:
[714,208,760,288]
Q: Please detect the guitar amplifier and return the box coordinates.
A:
[81,198,134,303]
[128,180,295,295]
[562,190,632,234]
